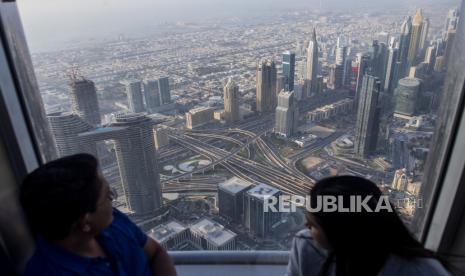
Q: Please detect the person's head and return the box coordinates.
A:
[20,154,114,241]
[306,175,432,275]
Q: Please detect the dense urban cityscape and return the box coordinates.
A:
[27,2,460,251]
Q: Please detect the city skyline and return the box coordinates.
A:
[28,2,460,250]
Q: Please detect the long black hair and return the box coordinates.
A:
[308,175,435,276]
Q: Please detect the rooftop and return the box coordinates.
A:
[189,106,214,114]
[219,177,253,195]
[148,220,188,244]
[247,183,281,200]
[190,218,236,247]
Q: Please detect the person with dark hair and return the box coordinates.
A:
[286,175,450,276]
[20,153,177,276]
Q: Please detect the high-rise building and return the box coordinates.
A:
[275,90,299,138]
[407,9,424,67]
[355,53,372,109]
[434,56,445,72]
[124,80,145,113]
[143,80,161,111]
[343,57,353,87]
[392,169,409,191]
[444,29,457,66]
[424,45,437,73]
[218,177,253,222]
[69,77,101,126]
[394,77,421,116]
[256,60,277,113]
[335,37,347,66]
[371,41,388,88]
[354,75,381,157]
[334,64,345,89]
[384,47,399,93]
[80,113,162,216]
[186,107,214,129]
[398,17,412,78]
[419,18,430,51]
[389,132,415,171]
[282,51,296,92]
[244,183,282,237]
[276,74,285,98]
[158,77,171,105]
[47,112,97,157]
[223,78,240,124]
[154,127,170,150]
[444,8,460,33]
[306,28,319,97]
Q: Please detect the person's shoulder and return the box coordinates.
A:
[24,250,65,276]
[292,229,327,258]
[109,208,136,230]
[384,255,451,276]
[294,228,313,240]
[104,208,147,247]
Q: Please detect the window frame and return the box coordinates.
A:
[1,0,465,257]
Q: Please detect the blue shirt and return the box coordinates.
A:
[24,208,152,276]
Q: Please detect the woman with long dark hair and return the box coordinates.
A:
[286,175,450,276]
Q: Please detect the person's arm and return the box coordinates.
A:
[144,237,177,276]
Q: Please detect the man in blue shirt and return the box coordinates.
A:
[20,153,177,276]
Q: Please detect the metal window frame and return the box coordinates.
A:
[0,0,465,263]
[0,1,40,180]
[0,0,56,175]
[414,0,465,254]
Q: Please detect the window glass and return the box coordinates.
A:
[17,0,463,251]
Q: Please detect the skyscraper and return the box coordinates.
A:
[444,29,457,66]
[69,77,101,126]
[81,113,162,216]
[424,45,437,73]
[419,18,430,51]
[244,183,282,238]
[444,8,460,33]
[335,37,347,66]
[398,17,412,78]
[124,80,145,113]
[394,77,421,116]
[343,57,353,87]
[256,59,277,113]
[306,28,319,97]
[392,169,409,191]
[371,41,388,88]
[276,74,285,98]
[282,51,295,92]
[334,64,345,89]
[384,47,399,93]
[158,77,171,105]
[218,177,253,222]
[355,53,372,109]
[354,75,381,157]
[335,37,348,88]
[223,78,240,124]
[275,90,299,137]
[407,9,424,67]
[143,79,161,111]
[47,112,97,157]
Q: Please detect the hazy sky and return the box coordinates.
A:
[17,0,458,53]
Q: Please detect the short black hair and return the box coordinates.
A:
[20,153,101,241]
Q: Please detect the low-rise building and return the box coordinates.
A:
[190,218,237,250]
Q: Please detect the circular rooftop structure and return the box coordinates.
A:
[398,77,421,88]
